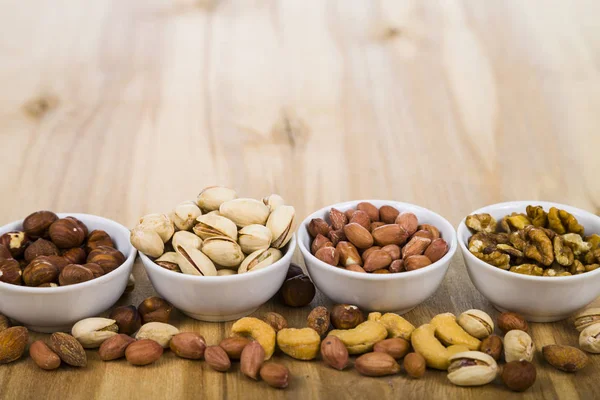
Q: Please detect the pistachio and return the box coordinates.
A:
[457,310,494,339]
[217,269,236,276]
[262,194,285,212]
[130,227,164,258]
[238,248,282,273]
[504,330,534,362]
[135,322,180,348]
[447,351,498,386]
[156,252,180,264]
[266,205,295,249]
[175,244,217,276]
[169,201,202,231]
[194,213,238,241]
[579,323,600,354]
[171,231,203,251]
[196,186,237,212]
[138,213,175,243]
[574,308,600,332]
[219,198,270,227]
[201,236,245,268]
[71,318,119,348]
[238,224,272,254]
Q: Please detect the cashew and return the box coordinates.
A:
[431,313,480,350]
[368,312,415,340]
[411,324,470,370]
[276,328,321,360]
[231,317,276,360]
[328,321,387,354]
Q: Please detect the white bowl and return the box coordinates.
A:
[458,201,600,322]
[298,200,457,314]
[0,213,136,333]
[139,234,296,322]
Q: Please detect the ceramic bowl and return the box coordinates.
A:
[458,201,600,322]
[140,234,296,322]
[0,213,136,333]
[298,200,457,314]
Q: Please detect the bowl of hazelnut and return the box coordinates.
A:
[0,211,136,332]
[458,201,600,322]
[298,200,457,314]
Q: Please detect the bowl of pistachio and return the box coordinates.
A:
[458,201,600,322]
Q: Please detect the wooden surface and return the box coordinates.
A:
[1,0,600,398]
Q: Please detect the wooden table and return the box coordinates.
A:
[1,0,599,398]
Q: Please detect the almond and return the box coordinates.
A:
[413,230,434,240]
[327,229,346,247]
[424,238,449,263]
[363,250,392,272]
[336,241,362,267]
[315,246,339,266]
[402,236,432,259]
[308,218,330,238]
[219,337,250,359]
[50,332,86,367]
[404,255,432,271]
[30,340,61,370]
[260,363,290,389]
[329,208,348,231]
[389,259,405,273]
[205,345,231,372]
[361,246,381,262]
[99,334,135,361]
[357,202,379,222]
[373,338,410,359]
[373,269,390,274]
[370,222,385,231]
[311,234,332,254]
[0,327,28,364]
[125,339,163,366]
[320,336,348,370]
[344,209,356,221]
[379,206,400,224]
[395,213,419,236]
[343,223,373,249]
[372,224,409,246]
[355,352,400,376]
[170,332,206,360]
[346,265,367,273]
[240,341,265,380]
[349,210,371,231]
[418,224,440,240]
[381,244,401,260]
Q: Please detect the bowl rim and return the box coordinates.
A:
[0,213,136,294]
[139,233,297,282]
[458,200,600,282]
[298,200,458,280]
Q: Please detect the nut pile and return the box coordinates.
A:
[466,206,600,276]
[0,211,126,287]
[308,203,449,273]
[130,187,295,276]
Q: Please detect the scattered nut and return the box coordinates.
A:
[29,340,61,370]
[279,274,315,307]
[277,328,321,360]
[307,306,330,337]
[447,351,498,386]
[263,312,288,332]
[331,304,364,329]
[543,344,588,372]
[170,332,206,360]
[125,339,163,366]
[260,363,290,389]
[368,312,415,340]
[410,324,469,370]
[138,297,173,324]
[231,317,276,360]
[320,336,349,370]
[328,321,387,355]
[240,341,265,380]
[480,335,503,360]
[373,338,410,359]
[502,360,536,392]
[431,313,480,350]
[98,334,135,361]
[109,306,142,335]
[574,308,600,332]
[71,317,119,348]
[498,312,528,334]
[135,322,180,348]
[404,352,426,378]
[50,332,87,367]
[355,352,400,377]
[204,345,231,372]
[0,326,28,364]
[219,337,250,360]
[457,309,494,339]
[504,330,534,362]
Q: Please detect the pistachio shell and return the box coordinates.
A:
[156,252,180,264]
[504,330,534,362]
[238,224,272,254]
[196,186,237,212]
[574,308,600,332]
[130,227,164,258]
[262,194,285,212]
[219,198,270,228]
[217,269,237,276]
[266,205,295,249]
[171,231,202,251]
[169,201,202,231]
[175,244,217,276]
[72,318,119,349]
[238,248,283,273]
[201,236,245,268]
[457,310,494,339]
[194,213,238,241]
[447,351,498,386]
[579,323,600,354]
[138,214,175,243]
[135,322,180,348]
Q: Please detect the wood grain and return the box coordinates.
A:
[1,0,599,398]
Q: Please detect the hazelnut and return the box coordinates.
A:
[23,258,59,286]
[24,239,59,263]
[502,360,536,392]
[49,219,86,249]
[0,232,30,258]
[58,264,94,286]
[480,334,503,361]
[138,297,173,324]
[280,274,315,307]
[39,255,69,273]
[285,263,304,280]
[331,304,364,329]
[87,246,125,273]
[263,312,288,332]
[109,306,142,335]
[86,230,115,253]
[498,312,528,334]
[307,306,330,336]
[0,258,22,285]
[65,216,88,237]
[0,244,12,260]
[83,263,105,278]
[62,248,87,265]
[22,211,58,239]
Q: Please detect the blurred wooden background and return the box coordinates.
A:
[1,0,599,399]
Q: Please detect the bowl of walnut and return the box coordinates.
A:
[0,211,136,332]
[298,200,457,314]
[458,201,600,322]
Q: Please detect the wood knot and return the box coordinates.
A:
[382,26,401,40]
[270,111,310,148]
[23,95,58,119]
